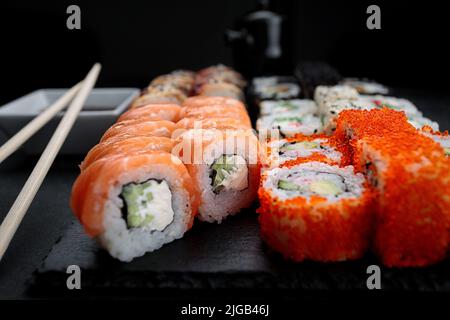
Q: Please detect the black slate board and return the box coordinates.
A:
[33,209,450,295]
[32,89,450,296]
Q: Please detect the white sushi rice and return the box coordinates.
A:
[421,131,450,156]
[190,131,259,223]
[252,76,279,87]
[366,95,421,117]
[98,161,193,262]
[320,97,378,133]
[340,78,389,95]
[313,86,426,134]
[263,162,365,202]
[268,138,342,167]
[254,82,301,100]
[408,115,440,131]
[314,85,359,109]
[257,112,323,137]
[259,99,318,116]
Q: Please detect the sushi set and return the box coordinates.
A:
[2,63,448,292]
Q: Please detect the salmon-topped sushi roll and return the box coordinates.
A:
[130,85,187,108]
[173,117,251,139]
[180,105,251,127]
[118,104,181,122]
[182,96,245,109]
[196,65,246,89]
[175,129,260,223]
[100,120,176,143]
[71,150,200,262]
[150,70,195,94]
[80,136,175,171]
[196,82,244,101]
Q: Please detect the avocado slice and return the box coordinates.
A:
[211,155,238,192]
[280,141,320,154]
[309,180,342,196]
[127,213,154,229]
[121,182,154,228]
[278,180,301,191]
[444,147,450,156]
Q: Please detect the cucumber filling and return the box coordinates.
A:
[210,155,248,194]
[120,179,174,231]
[279,141,320,154]
[277,171,346,197]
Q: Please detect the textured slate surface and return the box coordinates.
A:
[33,208,450,294]
[0,153,81,299]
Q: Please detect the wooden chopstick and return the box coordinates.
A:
[0,82,82,164]
[0,63,101,261]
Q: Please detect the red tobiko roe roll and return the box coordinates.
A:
[258,162,375,262]
[264,133,352,169]
[335,108,450,267]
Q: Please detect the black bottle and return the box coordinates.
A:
[225,0,292,78]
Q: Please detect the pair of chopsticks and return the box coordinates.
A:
[0,63,102,261]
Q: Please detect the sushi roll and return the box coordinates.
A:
[150,70,195,94]
[335,108,450,267]
[367,95,420,117]
[253,82,301,101]
[70,151,200,262]
[119,104,181,122]
[407,114,439,131]
[259,99,318,116]
[196,64,246,89]
[257,112,322,138]
[80,136,175,171]
[180,104,251,127]
[420,127,450,157]
[340,78,389,95]
[265,135,347,168]
[320,98,378,133]
[252,76,278,88]
[175,129,260,223]
[131,84,187,107]
[258,162,374,262]
[314,85,359,109]
[194,72,247,91]
[173,117,251,138]
[196,82,244,101]
[182,96,245,109]
[100,120,176,143]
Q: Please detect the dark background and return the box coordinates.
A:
[0,0,449,105]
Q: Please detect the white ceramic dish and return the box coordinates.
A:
[0,88,139,155]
